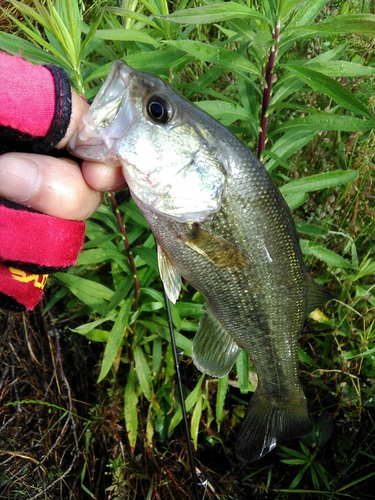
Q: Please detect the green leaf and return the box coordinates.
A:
[57,0,81,54]
[158,2,272,26]
[55,273,114,314]
[138,320,192,357]
[274,113,375,134]
[284,192,309,210]
[106,6,160,30]
[280,13,375,52]
[280,170,358,196]
[47,0,79,66]
[0,32,59,66]
[264,130,317,172]
[81,329,112,342]
[236,349,250,394]
[123,47,189,74]
[133,344,153,401]
[191,385,203,450]
[296,223,328,238]
[124,364,139,452]
[306,60,375,78]
[278,0,306,23]
[168,374,205,434]
[132,247,158,272]
[281,458,308,465]
[216,375,229,432]
[282,64,373,119]
[300,241,357,269]
[8,0,47,27]
[279,445,307,459]
[286,0,329,28]
[152,337,163,379]
[71,314,117,335]
[80,9,106,61]
[77,248,130,273]
[315,14,375,36]
[270,75,304,107]
[298,346,317,367]
[196,100,258,128]
[94,28,160,47]
[168,40,262,83]
[97,298,132,382]
[1,7,70,68]
[343,345,375,360]
[289,467,307,489]
[106,275,134,313]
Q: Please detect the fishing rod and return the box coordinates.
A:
[164,290,201,500]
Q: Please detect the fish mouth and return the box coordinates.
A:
[68,60,135,164]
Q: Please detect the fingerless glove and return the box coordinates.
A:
[0,53,85,311]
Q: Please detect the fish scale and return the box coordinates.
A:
[68,60,332,461]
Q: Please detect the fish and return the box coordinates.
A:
[68,60,332,461]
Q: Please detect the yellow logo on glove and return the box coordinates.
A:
[9,267,48,289]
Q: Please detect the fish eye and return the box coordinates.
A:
[146,95,172,124]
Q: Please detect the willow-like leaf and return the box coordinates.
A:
[124,363,139,452]
[282,64,373,119]
[274,114,375,134]
[133,344,153,401]
[280,170,359,195]
[191,385,203,450]
[168,373,205,434]
[216,375,229,432]
[168,40,263,85]
[97,298,133,382]
[158,2,272,26]
[94,28,160,47]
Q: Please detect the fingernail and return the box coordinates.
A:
[0,154,39,203]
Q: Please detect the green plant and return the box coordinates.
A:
[279,442,330,490]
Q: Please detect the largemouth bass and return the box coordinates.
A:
[68,61,332,461]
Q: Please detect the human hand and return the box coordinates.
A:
[0,73,126,311]
[0,90,126,220]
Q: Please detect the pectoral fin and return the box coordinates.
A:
[192,306,241,377]
[184,223,249,268]
[157,243,181,304]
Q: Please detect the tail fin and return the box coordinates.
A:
[236,388,312,462]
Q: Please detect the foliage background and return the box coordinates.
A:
[0,0,375,498]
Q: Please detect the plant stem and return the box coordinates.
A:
[257,23,280,159]
[109,192,139,311]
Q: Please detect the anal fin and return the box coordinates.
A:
[192,307,241,378]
